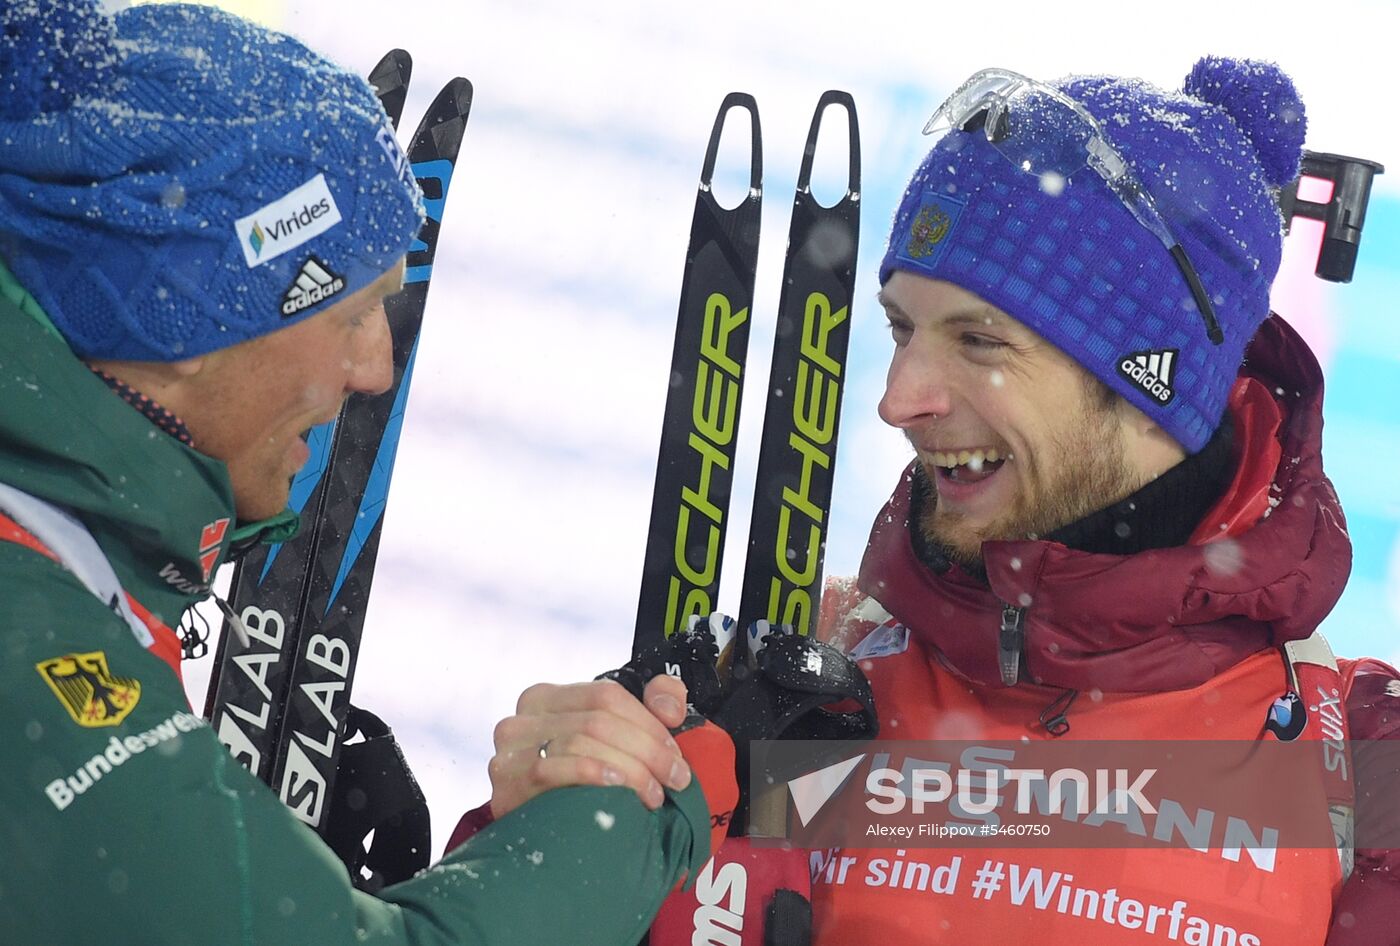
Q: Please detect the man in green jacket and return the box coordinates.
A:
[0,2,725,942]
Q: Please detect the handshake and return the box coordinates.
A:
[600,615,879,835]
[487,616,878,833]
[455,617,879,946]
[616,617,880,946]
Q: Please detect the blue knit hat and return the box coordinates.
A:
[880,57,1307,452]
[0,0,424,361]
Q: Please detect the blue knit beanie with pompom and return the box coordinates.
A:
[880,57,1307,452]
[0,0,424,361]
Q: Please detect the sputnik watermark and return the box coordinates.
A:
[867,765,1157,817]
[762,740,1361,860]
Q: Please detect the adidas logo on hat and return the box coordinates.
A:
[1118,348,1178,405]
[281,256,346,316]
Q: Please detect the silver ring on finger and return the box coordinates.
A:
[538,739,553,760]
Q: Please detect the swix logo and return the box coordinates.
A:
[692,858,747,945]
[1117,349,1178,404]
[763,292,847,635]
[199,518,230,582]
[1311,685,1349,781]
[664,292,748,636]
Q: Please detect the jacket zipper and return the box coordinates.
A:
[998,603,1026,685]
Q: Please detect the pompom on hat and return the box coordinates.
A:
[0,0,424,361]
[880,57,1307,453]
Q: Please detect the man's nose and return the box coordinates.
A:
[347,305,394,397]
[878,346,952,429]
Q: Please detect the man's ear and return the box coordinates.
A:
[169,355,207,379]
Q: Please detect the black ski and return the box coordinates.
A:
[205,62,471,839]
[265,77,471,832]
[735,92,860,645]
[368,48,414,133]
[204,48,416,785]
[633,93,763,653]
[633,93,860,659]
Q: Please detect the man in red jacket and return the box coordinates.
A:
[637,56,1400,945]
[800,57,1400,945]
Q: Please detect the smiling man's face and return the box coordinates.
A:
[877,271,1166,567]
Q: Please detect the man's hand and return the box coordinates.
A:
[487,675,694,819]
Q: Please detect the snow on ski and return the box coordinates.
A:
[633,93,763,654]
[203,48,416,787]
[633,93,861,659]
[735,91,860,647]
[368,48,413,133]
[266,77,470,831]
[205,60,471,837]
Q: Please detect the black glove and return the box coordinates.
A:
[600,616,878,834]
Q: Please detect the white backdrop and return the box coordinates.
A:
[166,0,1400,850]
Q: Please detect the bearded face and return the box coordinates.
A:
[878,273,1165,568]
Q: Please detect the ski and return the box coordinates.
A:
[205,61,471,840]
[735,91,860,647]
[731,93,860,840]
[628,94,862,851]
[265,77,470,832]
[633,93,763,653]
[633,92,860,659]
[204,48,415,786]
[368,48,414,133]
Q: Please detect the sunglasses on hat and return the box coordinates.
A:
[925,68,1223,345]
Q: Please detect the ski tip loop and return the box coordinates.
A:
[797,90,860,201]
[700,92,762,197]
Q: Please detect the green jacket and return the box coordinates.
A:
[0,274,711,944]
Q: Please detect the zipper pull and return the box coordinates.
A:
[212,594,251,649]
[998,604,1025,685]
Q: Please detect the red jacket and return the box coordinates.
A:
[813,316,1400,944]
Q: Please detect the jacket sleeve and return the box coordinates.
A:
[1327,657,1400,946]
[0,550,711,945]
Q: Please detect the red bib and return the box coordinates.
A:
[810,633,1348,945]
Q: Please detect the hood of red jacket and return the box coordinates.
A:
[857,315,1352,693]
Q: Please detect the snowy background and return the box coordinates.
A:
[163,0,1400,849]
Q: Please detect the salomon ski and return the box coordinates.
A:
[204,47,415,786]
[205,58,471,838]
